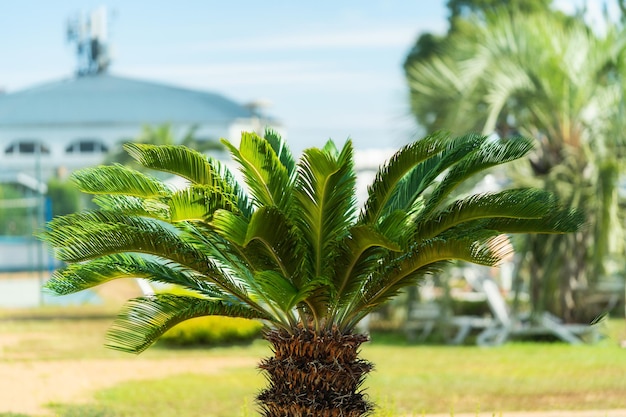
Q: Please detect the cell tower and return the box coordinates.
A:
[66,6,112,76]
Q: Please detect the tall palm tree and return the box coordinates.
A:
[42,130,581,416]
[405,11,626,322]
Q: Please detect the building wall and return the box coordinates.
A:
[0,122,236,182]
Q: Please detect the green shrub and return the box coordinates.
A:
[159,315,263,347]
[155,286,263,347]
[47,177,82,217]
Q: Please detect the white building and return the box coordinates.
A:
[0,72,274,183]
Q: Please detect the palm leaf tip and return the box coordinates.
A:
[486,207,585,235]
[221,133,293,209]
[551,207,586,233]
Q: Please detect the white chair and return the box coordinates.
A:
[474,276,599,346]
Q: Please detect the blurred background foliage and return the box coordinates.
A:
[405,0,626,323]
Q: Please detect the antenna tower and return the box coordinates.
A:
[66,6,112,76]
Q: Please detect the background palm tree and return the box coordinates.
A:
[42,130,581,416]
[405,10,626,322]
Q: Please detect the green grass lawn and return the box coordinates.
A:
[1,308,625,417]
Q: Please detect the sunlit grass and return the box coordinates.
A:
[48,370,264,417]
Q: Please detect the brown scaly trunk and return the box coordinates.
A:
[257,326,374,417]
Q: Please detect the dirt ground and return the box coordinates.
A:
[0,276,264,416]
[0,355,258,415]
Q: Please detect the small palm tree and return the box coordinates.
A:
[42,130,582,416]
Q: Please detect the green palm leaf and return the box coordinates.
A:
[421,135,535,217]
[294,141,357,280]
[72,164,170,197]
[106,294,271,353]
[352,232,512,319]
[332,225,401,305]
[44,212,200,263]
[42,211,253,302]
[92,195,170,220]
[264,129,296,178]
[222,132,292,209]
[124,143,252,217]
[254,270,300,311]
[359,131,449,225]
[124,143,216,185]
[414,188,557,240]
[481,207,585,234]
[383,132,486,217]
[243,206,303,279]
[210,209,248,246]
[168,185,236,222]
[46,253,222,297]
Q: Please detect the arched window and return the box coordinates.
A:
[66,139,109,154]
[5,140,50,155]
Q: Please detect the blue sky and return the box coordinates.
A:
[0,1,449,152]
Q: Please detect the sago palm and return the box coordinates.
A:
[42,130,582,416]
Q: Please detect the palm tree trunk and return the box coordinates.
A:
[257,326,374,417]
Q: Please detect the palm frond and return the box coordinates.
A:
[211,207,304,313]
[180,220,296,327]
[414,188,557,240]
[421,135,535,217]
[106,294,271,353]
[41,211,251,300]
[344,261,450,331]
[210,209,249,246]
[332,225,401,304]
[124,143,253,217]
[359,131,449,225]
[222,132,292,209]
[254,270,300,311]
[72,164,170,197]
[383,133,487,217]
[168,185,237,222]
[123,143,216,185]
[482,207,585,234]
[294,141,357,280]
[92,195,170,220]
[244,206,303,280]
[46,253,221,297]
[264,129,296,179]
[44,212,197,262]
[354,232,512,317]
